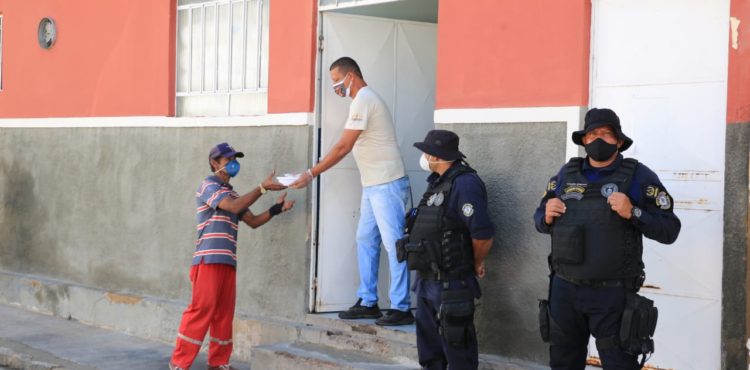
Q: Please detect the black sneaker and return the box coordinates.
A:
[338,298,383,319]
[375,309,415,326]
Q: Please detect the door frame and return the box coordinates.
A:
[308,8,438,313]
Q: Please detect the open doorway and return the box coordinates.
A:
[312,0,438,312]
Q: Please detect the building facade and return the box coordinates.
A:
[0,0,747,369]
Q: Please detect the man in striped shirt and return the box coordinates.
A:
[170,142,293,370]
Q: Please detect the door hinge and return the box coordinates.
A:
[318,35,324,53]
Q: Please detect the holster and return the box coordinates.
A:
[619,292,658,358]
[538,299,550,342]
[396,237,408,263]
[539,272,584,347]
[439,287,475,348]
[396,235,438,273]
[538,299,577,346]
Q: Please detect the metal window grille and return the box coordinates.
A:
[176,0,268,116]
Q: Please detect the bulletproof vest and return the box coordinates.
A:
[406,163,476,278]
[551,157,643,280]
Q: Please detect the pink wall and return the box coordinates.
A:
[0,0,175,118]
[435,0,591,109]
[267,0,317,114]
[728,0,750,124]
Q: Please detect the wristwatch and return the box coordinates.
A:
[259,183,267,195]
[631,206,642,220]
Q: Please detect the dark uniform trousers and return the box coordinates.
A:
[416,277,480,370]
[549,276,639,370]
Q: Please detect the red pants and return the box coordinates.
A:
[171,262,236,369]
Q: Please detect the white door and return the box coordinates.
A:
[315,13,437,312]
[589,1,729,368]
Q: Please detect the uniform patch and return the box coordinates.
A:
[427,194,437,206]
[350,113,364,121]
[645,185,660,198]
[656,191,672,210]
[601,183,619,198]
[434,192,445,206]
[547,180,557,192]
[462,203,474,217]
[561,183,586,201]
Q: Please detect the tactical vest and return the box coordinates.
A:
[551,157,644,281]
[405,163,476,279]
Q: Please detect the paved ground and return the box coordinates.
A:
[0,303,250,370]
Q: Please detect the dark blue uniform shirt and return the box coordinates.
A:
[533,155,680,244]
[426,164,495,240]
[414,164,495,297]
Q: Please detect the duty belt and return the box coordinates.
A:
[557,274,624,288]
[418,270,473,282]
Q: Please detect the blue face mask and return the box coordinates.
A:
[216,159,241,177]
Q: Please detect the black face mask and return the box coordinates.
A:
[584,138,618,162]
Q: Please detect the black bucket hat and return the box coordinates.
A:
[413,129,466,161]
[572,108,633,152]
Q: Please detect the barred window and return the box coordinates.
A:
[176,0,269,116]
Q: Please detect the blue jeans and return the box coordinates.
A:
[356,176,411,311]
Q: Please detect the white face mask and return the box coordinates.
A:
[420,154,454,172]
[419,154,432,172]
[332,73,352,98]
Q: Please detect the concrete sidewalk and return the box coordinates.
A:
[0,303,250,370]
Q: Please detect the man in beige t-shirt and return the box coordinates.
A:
[291,57,413,326]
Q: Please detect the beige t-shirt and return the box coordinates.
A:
[344,86,406,187]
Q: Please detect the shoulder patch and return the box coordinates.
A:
[655,191,672,210]
[542,180,558,198]
[462,203,474,217]
[644,185,660,199]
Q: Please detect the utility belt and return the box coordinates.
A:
[538,274,657,367]
[556,274,644,290]
[418,270,473,281]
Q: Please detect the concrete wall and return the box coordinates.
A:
[725,0,750,367]
[438,121,567,363]
[723,122,750,370]
[0,125,311,321]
